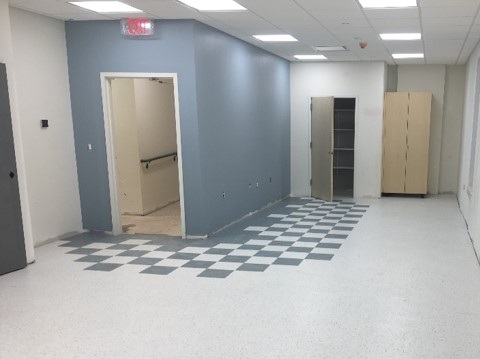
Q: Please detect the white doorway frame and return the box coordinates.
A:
[100,72,186,238]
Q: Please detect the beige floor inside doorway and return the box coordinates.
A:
[121,201,181,236]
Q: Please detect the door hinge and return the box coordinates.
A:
[310,179,312,186]
[310,103,312,111]
[310,142,312,149]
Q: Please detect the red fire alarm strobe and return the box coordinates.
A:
[121,18,155,37]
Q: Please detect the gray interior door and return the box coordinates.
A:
[0,63,27,275]
[311,97,334,202]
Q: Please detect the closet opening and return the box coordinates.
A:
[333,98,356,199]
[310,96,356,202]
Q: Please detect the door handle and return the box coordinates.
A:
[9,171,15,179]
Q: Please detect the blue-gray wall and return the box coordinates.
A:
[65,19,290,236]
[192,22,290,234]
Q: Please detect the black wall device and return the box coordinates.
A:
[41,119,49,128]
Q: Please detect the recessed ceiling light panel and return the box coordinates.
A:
[312,46,347,52]
[253,35,298,42]
[392,53,424,59]
[178,0,246,11]
[380,33,421,40]
[359,0,417,9]
[294,55,328,60]
[69,1,143,13]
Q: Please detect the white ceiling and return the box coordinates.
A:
[8,0,480,65]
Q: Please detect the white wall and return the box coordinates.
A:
[397,65,446,195]
[134,79,179,214]
[458,42,480,253]
[290,62,386,198]
[10,8,83,247]
[111,79,143,215]
[1,3,34,262]
[440,66,466,193]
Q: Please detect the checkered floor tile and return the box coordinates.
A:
[60,198,369,278]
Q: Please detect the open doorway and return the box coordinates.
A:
[310,96,356,202]
[101,73,186,238]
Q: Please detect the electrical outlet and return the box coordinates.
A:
[248,183,252,189]
[269,177,272,183]
[256,182,259,188]
[222,191,226,198]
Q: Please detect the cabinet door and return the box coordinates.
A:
[311,97,334,202]
[382,92,409,193]
[405,92,432,194]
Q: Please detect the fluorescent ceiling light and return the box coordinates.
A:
[69,1,143,13]
[295,55,328,60]
[253,35,298,42]
[380,33,421,40]
[392,53,424,59]
[313,46,347,51]
[359,0,417,9]
[178,0,246,11]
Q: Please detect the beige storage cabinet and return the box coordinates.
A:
[382,92,432,195]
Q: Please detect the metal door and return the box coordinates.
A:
[0,63,26,275]
[311,97,334,202]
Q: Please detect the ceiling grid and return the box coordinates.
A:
[7,0,480,64]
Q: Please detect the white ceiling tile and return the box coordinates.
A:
[382,42,424,53]
[423,25,470,35]
[420,0,480,7]
[422,17,474,27]
[294,0,360,11]
[123,1,201,18]
[421,6,479,17]
[369,18,420,28]
[364,8,419,19]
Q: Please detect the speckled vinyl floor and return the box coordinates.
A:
[1,195,480,358]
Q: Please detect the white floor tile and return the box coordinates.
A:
[179,247,209,254]
[229,249,259,257]
[209,262,242,270]
[119,239,151,245]
[246,256,276,265]
[244,226,269,232]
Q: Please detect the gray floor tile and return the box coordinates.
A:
[129,257,161,266]
[75,255,110,263]
[239,244,265,250]
[67,248,99,255]
[169,252,198,260]
[273,258,303,266]
[254,251,283,258]
[197,269,233,278]
[141,266,177,275]
[182,260,215,269]
[205,248,233,255]
[325,234,348,239]
[220,255,250,263]
[306,253,334,261]
[317,243,342,249]
[237,263,269,272]
[286,247,312,253]
[117,250,149,257]
[107,244,137,250]
[84,263,122,272]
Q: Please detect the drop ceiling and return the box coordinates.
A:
[8,0,480,65]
